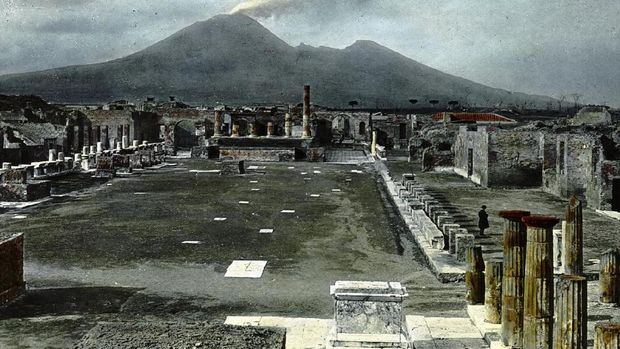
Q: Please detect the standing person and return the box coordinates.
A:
[478,205,489,236]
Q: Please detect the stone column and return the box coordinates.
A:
[485,260,503,324]
[371,131,377,156]
[564,196,583,275]
[554,275,587,349]
[302,85,311,138]
[82,146,89,156]
[132,140,139,148]
[57,152,65,161]
[250,123,258,137]
[122,136,129,149]
[465,246,485,305]
[498,210,531,348]
[599,248,619,304]
[89,145,96,154]
[284,113,292,137]
[48,149,57,162]
[231,123,240,137]
[594,323,620,349]
[214,110,223,137]
[74,153,81,163]
[267,122,274,137]
[522,215,559,349]
[96,142,103,154]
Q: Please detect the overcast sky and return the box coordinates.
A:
[1,0,619,106]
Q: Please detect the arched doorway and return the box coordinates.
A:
[174,120,197,149]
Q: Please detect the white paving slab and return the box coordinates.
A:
[281,209,296,213]
[12,215,27,219]
[351,169,363,174]
[225,260,267,278]
[250,180,259,184]
[238,201,250,205]
[213,217,227,221]
[300,172,308,175]
[288,166,295,169]
[134,192,148,195]
[313,170,321,174]
[189,169,221,174]
[331,189,341,192]
[250,188,261,191]
[181,241,202,244]
[310,194,321,198]
[259,229,274,234]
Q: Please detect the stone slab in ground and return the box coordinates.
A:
[225,260,267,278]
[74,321,286,349]
[225,316,332,349]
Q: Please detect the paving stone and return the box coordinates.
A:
[281,209,295,213]
[213,217,227,221]
[259,229,273,234]
[224,260,267,278]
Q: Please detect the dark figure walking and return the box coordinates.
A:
[478,205,489,236]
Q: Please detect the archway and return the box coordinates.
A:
[174,120,197,149]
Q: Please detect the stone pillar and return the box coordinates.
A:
[553,227,563,274]
[564,196,583,275]
[48,149,57,162]
[214,110,223,137]
[250,123,258,137]
[599,248,619,304]
[74,153,81,163]
[96,142,103,154]
[267,122,274,137]
[231,123,240,137]
[116,142,122,151]
[371,131,377,156]
[89,145,96,154]
[485,260,503,324]
[57,152,65,161]
[594,323,620,349]
[465,246,485,305]
[132,140,139,148]
[522,215,559,349]
[554,275,587,349]
[2,162,11,170]
[82,146,89,156]
[284,113,292,137]
[122,136,129,149]
[498,210,531,348]
[302,85,311,138]
[142,140,148,145]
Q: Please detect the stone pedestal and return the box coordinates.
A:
[328,281,411,349]
[267,122,274,137]
[57,152,65,161]
[122,136,128,149]
[48,149,57,162]
[2,162,11,170]
[455,233,475,262]
[132,140,139,148]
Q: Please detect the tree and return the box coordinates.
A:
[557,95,566,111]
[569,93,582,109]
[448,100,459,110]
[408,99,418,106]
[348,100,359,109]
[429,99,439,108]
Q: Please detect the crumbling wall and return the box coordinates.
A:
[0,233,24,305]
[598,160,620,210]
[453,126,488,186]
[558,134,595,198]
[487,130,543,187]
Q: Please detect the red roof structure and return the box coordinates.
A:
[432,112,516,123]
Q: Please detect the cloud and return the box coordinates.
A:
[229,0,371,18]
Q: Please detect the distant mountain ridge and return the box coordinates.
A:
[0,14,554,108]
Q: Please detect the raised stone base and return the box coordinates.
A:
[0,181,51,202]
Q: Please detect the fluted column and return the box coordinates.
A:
[599,248,619,304]
[564,196,583,275]
[498,210,531,348]
[553,275,587,349]
[465,246,485,304]
[594,323,620,349]
[284,113,292,137]
[522,215,559,349]
[485,260,503,324]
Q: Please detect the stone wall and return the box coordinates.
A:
[0,233,24,305]
[487,130,542,187]
[453,126,489,186]
[219,147,295,162]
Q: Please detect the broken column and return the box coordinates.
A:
[465,246,485,305]
[250,123,258,137]
[284,113,292,137]
[132,140,139,148]
[214,110,223,137]
[485,260,503,324]
[564,196,584,275]
[122,135,128,149]
[371,131,377,156]
[89,145,96,154]
[267,122,274,137]
[594,323,620,349]
[1,163,10,170]
[96,142,103,154]
[498,210,530,348]
[554,275,587,349]
[48,149,57,162]
[302,85,311,138]
[599,248,619,304]
[522,215,559,349]
[57,152,65,161]
[231,123,240,137]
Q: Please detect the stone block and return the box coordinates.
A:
[450,228,468,254]
[455,234,476,262]
[433,211,449,224]
[437,215,454,230]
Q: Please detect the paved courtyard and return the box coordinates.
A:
[0,159,466,348]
